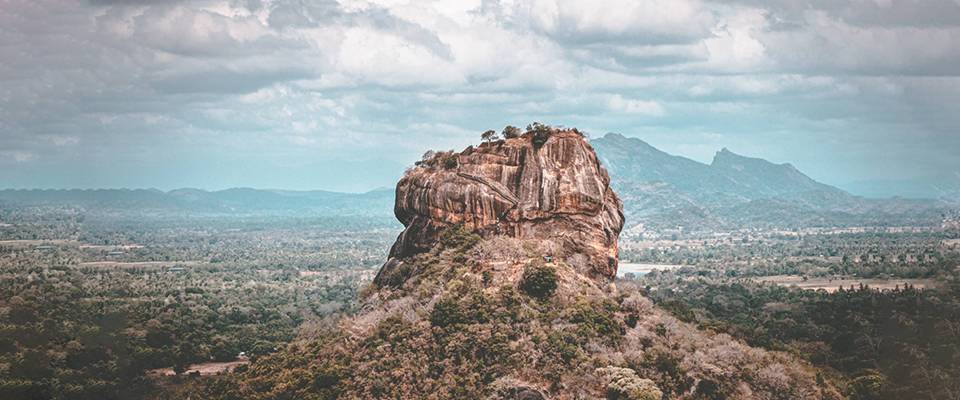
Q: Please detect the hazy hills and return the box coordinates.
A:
[843,172,960,200]
[592,133,851,205]
[0,133,952,230]
[0,187,395,217]
[590,133,947,230]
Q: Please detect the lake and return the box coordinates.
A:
[617,262,684,277]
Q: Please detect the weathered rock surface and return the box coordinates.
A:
[378,128,624,283]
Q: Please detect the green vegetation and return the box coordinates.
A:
[0,210,383,400]
[501,125,521,139]
[639,274,960,399]
[596,366,662,400]
[183,226,834,399]
[481,129,499,142]
[526,122,551,147]
[414,149,460,170]
[519,262,558,299]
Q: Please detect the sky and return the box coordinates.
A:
[1,0,958,194]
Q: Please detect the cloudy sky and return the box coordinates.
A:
[1,0,958,194]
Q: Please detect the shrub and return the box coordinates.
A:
[849,370,886,400]
[546,331,582,364]
[438,225,481,251]
[502,125,521,139]
[519,264,558,299]
[430,297,465,328]
[526,122,552,147]
[429,288,492,329]
[596,366,663,400]
[568,299,624,342]
[415,150,436,167]
[442,153,458,169]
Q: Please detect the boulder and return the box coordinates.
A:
[377,128,624,283]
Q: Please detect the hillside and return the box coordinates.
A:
[181,126,840,400]
[590,133,946,230]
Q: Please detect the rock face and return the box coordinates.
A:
[378,128,624,283]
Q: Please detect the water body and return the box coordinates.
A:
[617,262,683,277]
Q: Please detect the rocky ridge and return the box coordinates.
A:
[378,127,624,284]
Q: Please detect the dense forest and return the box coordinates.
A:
[0,254,362,399]
[0,210,386,400]
[642,274,960,399]
[2,205,959,399]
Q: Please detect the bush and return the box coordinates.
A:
[526,122,552,147]
[430,297,465,328]
[596,366,663,400]
[568,299,624,342]
[849,370,885,400]
[519,264,558,299]
[502,125,521,139]
[442,153,458,169]
[438,225,481,251]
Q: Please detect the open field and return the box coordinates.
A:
[751,275,938,292]
[78,243,144,250]
[78,260,207,269]
[0,239,78,247]
[147,360,250,377]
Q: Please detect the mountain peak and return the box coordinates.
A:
[378,127,624,285]
[599,132,655,149]
[601,132,626,140]
[711,147,758,165]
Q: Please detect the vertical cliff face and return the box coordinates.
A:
[380,128,624,283]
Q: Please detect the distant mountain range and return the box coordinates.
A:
[0,187,395,217]
[841,173,960,200]
[0,133,953,230]
[590,133,950,230]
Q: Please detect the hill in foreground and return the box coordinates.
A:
[181,125,840,399]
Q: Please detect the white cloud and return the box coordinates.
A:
[1,151,36,163]
[0,0,958,189]
[512,0,716,44]
[608,95,666,116]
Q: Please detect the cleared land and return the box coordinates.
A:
[0,239,78,247]
[78,261,206,269]
[147,360,250,377]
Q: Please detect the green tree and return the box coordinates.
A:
[520,263,557,299]
[481,129,499,142]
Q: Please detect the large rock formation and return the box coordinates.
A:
[378,127,624,283]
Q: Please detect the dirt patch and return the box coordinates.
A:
[147,360,249,377]
[0,239,78,247]
[79,244,144,250]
